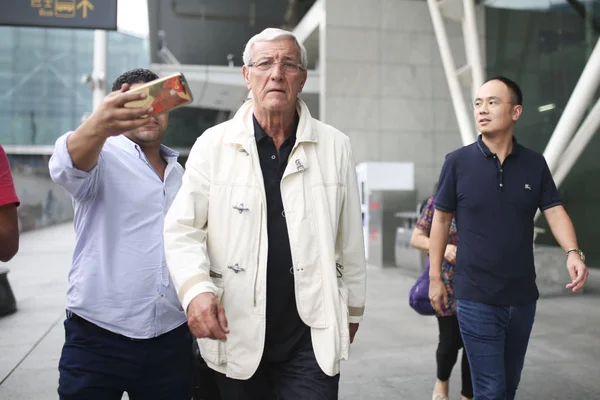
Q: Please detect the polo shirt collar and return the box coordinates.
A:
[252,113,299,144]
[476,134,520,158]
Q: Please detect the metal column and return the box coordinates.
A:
[534,39,600,226]
[428,0,483,146]
[462,0,484,95]
[92,30,108,110]
[542,37,600,174]
[553,98,600,188]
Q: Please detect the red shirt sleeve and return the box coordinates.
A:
[0,145,20,207]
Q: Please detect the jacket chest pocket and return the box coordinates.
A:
[315,182,345,228]
[210,145,263,258]
[209,183,262,273]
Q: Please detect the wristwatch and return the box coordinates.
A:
[566,248,586,263]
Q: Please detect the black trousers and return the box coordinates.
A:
[193,339,222,400]
[58,313,193,400]
[437,315,473,398]
[214,334,339,400]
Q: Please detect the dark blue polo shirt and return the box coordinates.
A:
[435,135,562,306]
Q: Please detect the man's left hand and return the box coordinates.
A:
[566,253,588,292]
[349,323,359,344]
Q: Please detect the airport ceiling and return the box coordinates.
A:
[147,0,598,69]
[147,0,317,67]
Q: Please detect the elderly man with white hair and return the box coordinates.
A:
[163,27,367,399]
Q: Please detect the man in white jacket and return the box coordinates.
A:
[163,28,367,399]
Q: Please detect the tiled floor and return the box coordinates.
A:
[1,223,599,399]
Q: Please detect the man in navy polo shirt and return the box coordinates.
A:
[428,76,589,400]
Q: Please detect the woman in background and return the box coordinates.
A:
[410,196,473,400]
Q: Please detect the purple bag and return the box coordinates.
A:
[409,257,436,316]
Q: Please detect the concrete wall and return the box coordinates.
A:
[8,155,73,233]
[320,0,481,200]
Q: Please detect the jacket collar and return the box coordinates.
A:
[224,98,317,145]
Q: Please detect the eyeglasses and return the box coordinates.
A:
[248,60,305,74]
[473,99,512,110]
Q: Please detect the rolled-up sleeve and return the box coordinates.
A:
[48,132,101,201]
[163,134,218,313]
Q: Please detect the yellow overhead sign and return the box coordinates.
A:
[76,0,94,19]
[2,0,117,30]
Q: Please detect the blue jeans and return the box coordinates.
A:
[457,300,536,400]
[58,313,194,400]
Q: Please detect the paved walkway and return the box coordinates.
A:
[1,223,599,399]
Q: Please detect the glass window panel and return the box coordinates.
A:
[485,2,600,266]
[2,27,149,146]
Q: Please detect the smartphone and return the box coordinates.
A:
[123,72,193,116]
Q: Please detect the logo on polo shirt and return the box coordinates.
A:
[524,184,531,191]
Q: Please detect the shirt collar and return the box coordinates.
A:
[252,113,299,144]
[476,134,520,158]
[111,135,179,163]
[159,143,179,163]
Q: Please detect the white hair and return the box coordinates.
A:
[242,28,307,69]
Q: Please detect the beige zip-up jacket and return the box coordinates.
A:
[163,98,366,379]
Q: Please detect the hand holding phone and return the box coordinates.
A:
[124,73,193,116]
[82,85,154,138]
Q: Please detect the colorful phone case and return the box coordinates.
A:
[124,73,193,116]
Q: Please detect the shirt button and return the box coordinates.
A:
[271,155,276,160]
[499,183,504,187]
[282,211,286,218]
[162,262,166,267]
[500,169,503,172]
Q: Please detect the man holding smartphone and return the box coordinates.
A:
[49,68,194,400]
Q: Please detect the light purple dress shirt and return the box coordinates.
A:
[49,133,186,338]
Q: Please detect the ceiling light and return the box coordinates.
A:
[538,103,556,112]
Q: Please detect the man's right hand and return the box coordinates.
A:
[429,277,448,315]
[187,292,229,341]
[82,83,154,138]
